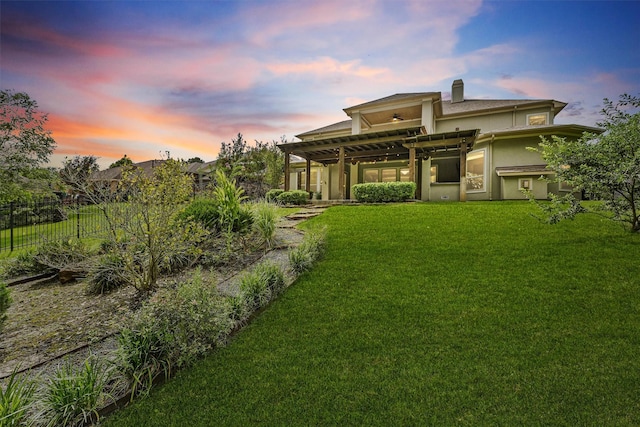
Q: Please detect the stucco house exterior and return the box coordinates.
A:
[278,79,600,201]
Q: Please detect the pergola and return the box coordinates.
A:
[278,127,480,201]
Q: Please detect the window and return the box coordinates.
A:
[381,168,396,182]
[430,165,437,183]
[466,150,485,191]
[519,178,532,190]
[400,168,411,182]
[527,113,548,126]
[364,169,378,183]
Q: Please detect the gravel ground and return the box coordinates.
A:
[0,208,323,383]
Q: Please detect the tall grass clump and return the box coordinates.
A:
[252,202,278,250]
[0,280,10,331]
[85,252,130,294]
[237,262,286,317]
[288,228,326,274]
[38,356,112,427]
[0,368,36,427]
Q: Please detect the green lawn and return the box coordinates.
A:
[105,202,640,426]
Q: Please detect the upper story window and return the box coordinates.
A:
[527,113,549,126]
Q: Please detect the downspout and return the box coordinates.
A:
[489,134,494,201]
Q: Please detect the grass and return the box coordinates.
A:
[104,201,640,426]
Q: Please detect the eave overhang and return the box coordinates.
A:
[476,124,603,144]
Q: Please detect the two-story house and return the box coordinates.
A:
[278,79,600,201]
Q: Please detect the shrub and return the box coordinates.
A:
[116,270,235,395]
[265,189,284,203]
[33,238,91,271]
[211,169,251,233]
[177,198,220,230]
[1,280,12,330]
[39,356,112,427]
[0,249,43,279]
[289,229,326,274]
[252,202,278,249]
[0,368,36,426]
[351,181,416,203]
[276,190,309,205]
[86,252,130,294]
[238,262,286,314]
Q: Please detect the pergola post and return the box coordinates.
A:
[305,158,311,195]
[284,151,291,191]
[459,142,467,202]
[338,146,345,200]
[416,156,423,200]
[409,146,416,200]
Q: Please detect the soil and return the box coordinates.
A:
[0,207,325,380]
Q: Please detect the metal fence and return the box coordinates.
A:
[0,197,110,253]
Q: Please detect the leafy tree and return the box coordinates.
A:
[60,155,99,192]
[0,90,56,202]
[187,157,204,164]
[109,154,133,169]
[533,94,640,232]
[216,133,247,177]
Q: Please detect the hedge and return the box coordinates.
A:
[276,190,310,205]
[351,182,416,203]
[265,189,284,203]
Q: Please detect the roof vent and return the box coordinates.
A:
[451,79,464,103]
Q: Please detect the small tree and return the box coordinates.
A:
[60,155,100,192]
[0,90,56,202]
[109,154,133,169]
[533,94,640,232]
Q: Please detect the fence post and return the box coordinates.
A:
[76,195,81,239]
[10,201,14,252]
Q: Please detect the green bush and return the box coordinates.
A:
[0,368,36,427]
[252,202,278,249]
[351,181,416,203]
[0,281,11,330]
[177,198,220,230]
[265,189,284,203]
[289,229,326,274]
[276,190,310,205]
[0,249,43,279]
[238,262,286,315]
[39,356,112,427]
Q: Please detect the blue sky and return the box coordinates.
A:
[1,0,639,169]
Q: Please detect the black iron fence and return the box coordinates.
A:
[0,197,110,253]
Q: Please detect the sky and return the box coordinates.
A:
[1,0,639,170]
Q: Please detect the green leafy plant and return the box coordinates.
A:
[276,190,309,205]
[351,181,416,202]
[211,169,251,233]
[238,261,285,313]
[252,202,278,250]
[39,356,112,427]
[0,368,36,426]
[0,280,11,331]
[288,229,326,274]
[177,198,220,231]
[265,189,284,203]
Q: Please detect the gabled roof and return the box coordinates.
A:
[343,92,440,114]
[296,119,352,139]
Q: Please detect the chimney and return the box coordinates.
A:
[451,79,464,103]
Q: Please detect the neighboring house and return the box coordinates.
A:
[278,79,601,201]
[89,160,215,194]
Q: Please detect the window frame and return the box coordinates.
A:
[527,112,549,126]
[466,148,486,193]
[519,178,532,191]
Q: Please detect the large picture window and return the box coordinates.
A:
[466,150,485,191]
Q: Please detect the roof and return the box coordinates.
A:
[495,165,554,176]
[296,119,352,139]
[343,92,440,113]
[476,124,603,143]
[442,99,567,116]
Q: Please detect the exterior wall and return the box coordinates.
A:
[500,176,547,199]
[430,183,460,201]
[436,106,554,133]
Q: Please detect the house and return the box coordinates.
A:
[278,79,601,201]
[89,159,215,194]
